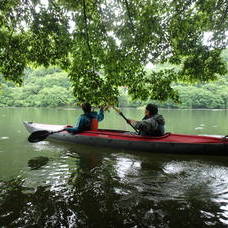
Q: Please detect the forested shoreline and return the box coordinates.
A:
[0,49,227,109]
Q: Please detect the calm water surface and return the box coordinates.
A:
[1,107,228,227]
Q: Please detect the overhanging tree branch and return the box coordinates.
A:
[82,0,95,71]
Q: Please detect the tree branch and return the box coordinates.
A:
[123,0,135,33]
[82,0,94,71]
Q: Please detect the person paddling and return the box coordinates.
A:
[65,103,105,134]
[127,104,165,136]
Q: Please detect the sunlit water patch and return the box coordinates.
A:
[22,153,79,194]
[0,137,9,140]
[103,154,228,227]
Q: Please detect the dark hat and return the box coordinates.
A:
[82,103,91,113]
[146,104,158,115]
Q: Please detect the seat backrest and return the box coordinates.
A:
[90,118,98,130]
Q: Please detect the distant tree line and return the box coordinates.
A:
[0,67,75,107]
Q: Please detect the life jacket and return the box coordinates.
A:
[90,118,98,130]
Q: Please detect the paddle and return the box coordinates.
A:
[112,107,139,134]
[28,129,66,143]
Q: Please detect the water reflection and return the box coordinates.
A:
[1,142,228,227]
[114,157,141,179]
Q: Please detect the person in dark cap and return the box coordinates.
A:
[65,103,105,134]
[128,104,165,136]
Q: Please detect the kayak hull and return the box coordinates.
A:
[23,121,228,155]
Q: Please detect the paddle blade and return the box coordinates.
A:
[28,130,50,143]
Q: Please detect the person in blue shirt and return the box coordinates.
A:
[65,103,105,134]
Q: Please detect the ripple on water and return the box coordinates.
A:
[110,155,228,221]
[195,127,204,130]
[0,136,9,140]
[158,161,228,201]
[2,147,228,227]
[22,153,79,195]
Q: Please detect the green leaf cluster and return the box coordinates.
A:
[0,0,227,105]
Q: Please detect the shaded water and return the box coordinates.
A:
[1,107,228,227]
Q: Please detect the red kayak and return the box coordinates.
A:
[23,121,228,155]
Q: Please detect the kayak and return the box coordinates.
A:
[23,121,228,155]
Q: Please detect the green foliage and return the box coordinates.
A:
[0,0,227,105]
[0,65,228,109]
[0,67,74,107]
[34,86,71,107]
[174,86,225,109]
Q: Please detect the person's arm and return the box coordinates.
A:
[65,115,87,133]
[128,118,158,131]
[97,108,104,122]
[128,119,138,126]
[65,127,81,134]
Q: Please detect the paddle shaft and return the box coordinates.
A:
[41,128,67,138]
[51,129,66,134]
[113,107,139,133]
[42,128,66,137]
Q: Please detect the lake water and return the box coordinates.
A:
[1,107,228,227]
